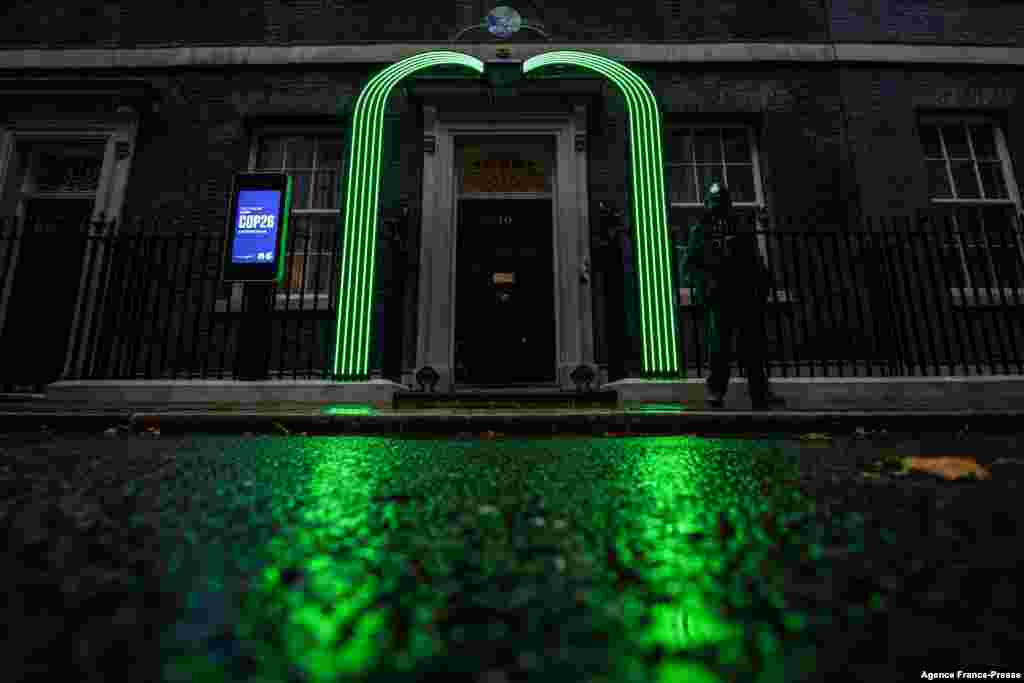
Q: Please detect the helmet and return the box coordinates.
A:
[703,181,732,213]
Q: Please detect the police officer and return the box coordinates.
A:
[683,181,785,410]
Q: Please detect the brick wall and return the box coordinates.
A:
[0,0,447,46]
[830,0,1024,45]
[657,0,828,42]
[5,2,1023,51]
[13,1,1023,48]
[840,66,1024,217]
[7,0,1024,382]
[2,0,833,46]
[123,68,367,230]
[656,66,853,226]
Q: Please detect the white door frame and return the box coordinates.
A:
[0,117,138,383]
[414,104,594,391]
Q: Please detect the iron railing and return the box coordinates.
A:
[0,206,1022,390]
[673,206,1024,378]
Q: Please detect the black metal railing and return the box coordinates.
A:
[673,205,1024,378]
[0,205,1022,389]
[0,211,406,390]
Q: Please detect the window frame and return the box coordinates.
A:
[918,114,1024,307]
[665,123,793,306]
[219,126,346,312]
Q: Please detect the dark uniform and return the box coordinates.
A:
[682,182,785,409]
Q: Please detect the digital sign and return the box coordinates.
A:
[232,190,281,264]
[222,173,292,283]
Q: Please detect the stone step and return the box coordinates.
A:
[393,390,618,410]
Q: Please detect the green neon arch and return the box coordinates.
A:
[332,51,485,379]
[333,50,680,380]
[524,51,680,377]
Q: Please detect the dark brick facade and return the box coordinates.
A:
[2,2,1024,385]
[8,1,1024,47]
[1,0,830,46]
[830,0,1024,45]
[841,66,1024,216]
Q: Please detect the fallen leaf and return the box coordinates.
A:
[904,456,991,481]
[800,433,832,441]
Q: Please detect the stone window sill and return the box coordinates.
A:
[950,288,1024,308]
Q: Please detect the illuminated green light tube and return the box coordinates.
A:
[333,52,485,379]
[524,51,680,377]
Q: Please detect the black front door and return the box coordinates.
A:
[0,198,92,388]
[455,199,556,385]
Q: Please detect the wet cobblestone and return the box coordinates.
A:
[2,430,1021,681]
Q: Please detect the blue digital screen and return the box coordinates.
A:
[231,189,282,264]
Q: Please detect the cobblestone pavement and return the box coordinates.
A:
[3,429,1021,682]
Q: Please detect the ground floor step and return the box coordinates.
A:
[393,390,618,410]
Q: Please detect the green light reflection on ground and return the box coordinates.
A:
[167,434,824,681]
[625,402,692,413]
[618,435,816,678]
[319,404,376,416]
[236,438,413,681]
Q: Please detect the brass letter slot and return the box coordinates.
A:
[492,272,516,285]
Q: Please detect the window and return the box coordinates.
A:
[665,125,761,210]
[665,125,780,304]
[3,139,106,226]
[252,134,344,293]
[17,141,105,197]
[919,118,1024,300]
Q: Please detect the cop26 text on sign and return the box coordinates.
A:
[231,189,282,264]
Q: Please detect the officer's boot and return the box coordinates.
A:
[705,366,729,408]
[749,381,786,410]
[706,382,726,408]
[747,365,785,411]
[704,309,730,408]
[705,347,729,408]
[751,391,786,411]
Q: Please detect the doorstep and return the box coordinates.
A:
[32,375,1024,413]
